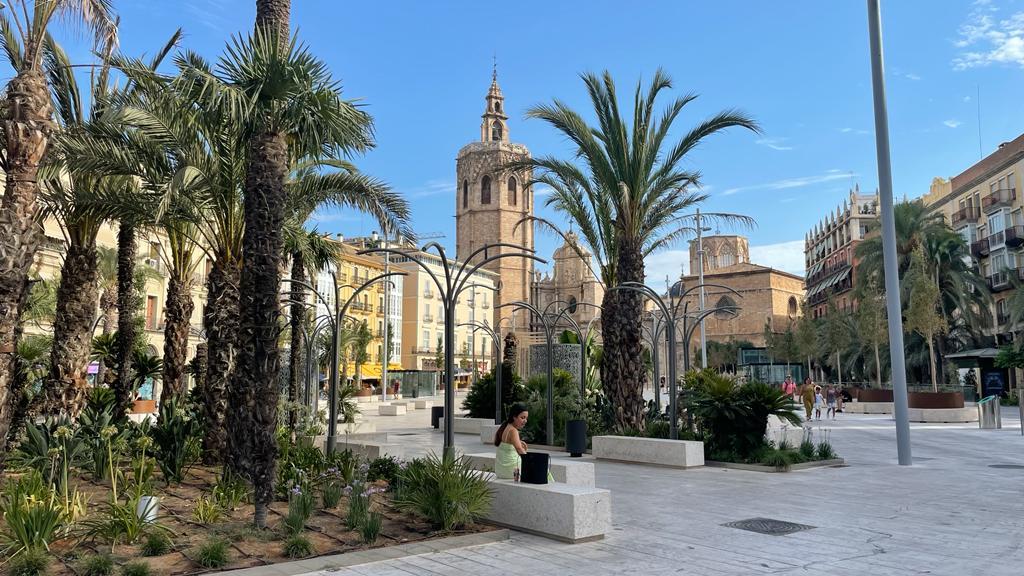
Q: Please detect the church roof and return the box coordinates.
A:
[686,261,805,282]
[553,231,591,260]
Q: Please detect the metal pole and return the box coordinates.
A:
[579,328,587,403]
[667,319,678,440]
[545,324,555,445]
[471,285,477,389]
[697,209,708,368]
[652,318,661,413]
[867,0,912,465]
[444,301,456,457]
[382,239,389,402]
[327,293,339,454]
[495,338,503,425]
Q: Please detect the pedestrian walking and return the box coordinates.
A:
[782,375,797,401]
[814,386,825,420]
[826,385,837,419]
[800,377,815,420]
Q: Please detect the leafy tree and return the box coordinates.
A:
[510,70,758,431]
[823,300,853,386]
[855,276,889,388]
[434,335,443,373]
[794,300,819,378]
[351,321,373,389]
[904,247,946,391]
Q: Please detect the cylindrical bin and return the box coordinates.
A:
[978,395,1002,429]
[431,405,444,429]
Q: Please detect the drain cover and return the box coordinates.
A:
[989,464,1024,469]
[722,518,815,536]
[391,432,419,436]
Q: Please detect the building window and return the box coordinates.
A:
[713,295,737,319]
[422,330,429,349]
[508,177,517,206]
[462,180,468,208]
[788,296,798,316]
[146,296,158,329]
[491,121,502,141]
[481,176,492,204]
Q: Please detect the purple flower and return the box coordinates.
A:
[290,485,303,496]
[343,485,353,496]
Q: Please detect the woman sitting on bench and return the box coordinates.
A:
[495,403,552,481]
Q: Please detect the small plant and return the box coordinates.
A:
[777,439,792,452]
[359,511,383,544]
[760,449,793,472]
[393,453,492,531]
[284,485,314,534]
[367,456,402,486]
[345,487,368,530]
[0,470,66,556]
[282,534,314,558]
[150,399,201,485]
[192,495,222,524]
[321,472,343,509]
[119,562,151,576]
[212,474,250,511]
[816,442,837,461]
[77,497,171,546]
[79,554,115,576]
[194,539,230,568]
[140,532,172,557]
[7,548,50,576]
[798,439,816,460]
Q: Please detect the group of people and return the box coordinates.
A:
[781,375,841,421]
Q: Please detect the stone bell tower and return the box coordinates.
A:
[455,69,534,327]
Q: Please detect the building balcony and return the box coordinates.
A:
[410,346,433,354]
[951,205,981,225]
[971,238,990,257]
[423,314,434,323]
[1005,226,1024,249]
[982,187,1016,213]
[350,302,374,313]
[987,229,1007,249]
[987,271,1012,291]
[423,291,434,299]
[997,311,1011,326]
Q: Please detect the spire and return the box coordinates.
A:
[481,63,509,143]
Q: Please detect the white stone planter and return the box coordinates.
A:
[908,407,978,423]
[413,399,433,410]
[592,436,704,468]
[378,404,407,416]
[439,416,493,435]
[336,439,404,460]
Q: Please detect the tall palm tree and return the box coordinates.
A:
[0,0,117,462]
[512,70,758,431]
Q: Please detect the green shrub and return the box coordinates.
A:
[798,439,816,460]
[321,474,343,509]
[0,471,66,556]
[140,532,172,557]
[393,453,491,531]
[816,442,837,461]
[119,562,151,576]
[212,474,250,511]
[367,456,402,486]
[360,511,383,544]
[79,554,115,576]
[192,495,222,524]
[345,488,368,530]
[150,399,201,485]
[9,418,86,493]
[760,449,793,471]
[78,406,127,483]
[521,369,579,445]
[284,486,315,534]
[78,497,171,546]
[194,538,230,568]
[461,365,526,420]
[7,549,50,576]
[282,534,314,558]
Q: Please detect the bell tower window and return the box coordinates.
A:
[462,180,468,208]
[508,177,517,206]
[481,176,492,205]
[491,121,502,141]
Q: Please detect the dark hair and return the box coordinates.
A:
[494,403,528,446]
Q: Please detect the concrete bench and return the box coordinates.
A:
[480,423,500,444]
[480,472,610,543]
[391,401,414,411]
[845,401,893,414]
[378,404,406,416]
[413,399,433,410]
[439,416,493,435]
[355,395,379,404]
[334,439,403,461]
[766,416,805,447]
[464,452,596,487]
[334,421,376,435]
[909,407,978,423]
[592,436,704,468]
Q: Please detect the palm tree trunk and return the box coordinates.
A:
[207,260,240,465]
[42,240,99,416]
[256,0,291,41]
[599,238,646,432]
[287,252,305,436]
[95,288,117,387]
[928,336,938,392]
[874,342,882,388]
[160,274,194,402]
[0,70,53,453]
[237,129,289,529]
[113,223,137,418]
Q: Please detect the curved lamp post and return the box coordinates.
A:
[359,242,545,457]
[642,312,666,413]
[495,300,559,444]
[458,321,503,424]
[550,300,603,401]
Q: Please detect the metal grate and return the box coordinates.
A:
[722,518,816,536]
[989,464,1024,469]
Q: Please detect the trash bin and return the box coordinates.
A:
[431,406,444,429]
[978,395,1001,429]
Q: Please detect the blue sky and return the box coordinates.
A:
[25,0,1024,283]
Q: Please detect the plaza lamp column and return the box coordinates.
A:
[867,0,912,465]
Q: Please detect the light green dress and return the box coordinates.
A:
[494,442,521,479]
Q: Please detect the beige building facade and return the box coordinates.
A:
[530,231,604,333]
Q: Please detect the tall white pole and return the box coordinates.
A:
[867,0,912,465]
[381,235,389,402]
[697,209,708,368]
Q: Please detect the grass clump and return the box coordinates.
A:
[798,439,816,460]
[816,441,837,461]
[192,495,222,524]
[140,532,172,557]
[79,554,114,576]
[393,453,492,531]
[8,549,51,576]
[760,449,794,472]
[360,511,383,544]
[195,538,231,568]
[119,562,151,576]
[282,534,314,558]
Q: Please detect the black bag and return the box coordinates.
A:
[520,452,549,484]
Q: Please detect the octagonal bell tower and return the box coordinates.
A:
[455,70,534,327]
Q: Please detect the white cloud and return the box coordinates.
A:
[952,2,1024,69]
[755,137,794,151]
[943,119,963,128]
[905,73,923,81]
[644,250,689,289]
[719,170,855,196]
[406,179,454,198]
[839,127,870,135]
[963,95,973,102]
[749,240,806,276]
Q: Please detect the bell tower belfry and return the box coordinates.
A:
[455,69,534,327]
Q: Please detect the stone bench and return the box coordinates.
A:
[355,395,379,404]
[908,406,978,423]
[592,436,704,468]
[391,401,415,411]
[480,423,500,444]
[464,452,595,487]
[439,416,493,435]
[479,472,610,543]
[334,421,376,435]
[845,401,893,414]
[378,404,406,416]
[334,439,403,461]
[413,399,433,410]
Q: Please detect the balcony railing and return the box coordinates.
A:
[951,205,982,225]
[411,346,434,354]
[988,229,1007,249]
[350,302,374,312]
[971,238,990,257]
[987,271,1011,291]
[982,187,1016,212]
[1005,226,1024,249]
[423,291,434,299]
[423,314,434,323]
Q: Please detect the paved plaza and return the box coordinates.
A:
[289,398,1024,576]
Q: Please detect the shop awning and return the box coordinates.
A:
[355,363,403,380]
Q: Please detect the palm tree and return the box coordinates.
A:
[176,25,375,526]
[511,70,758,431]
[0,0,117,460]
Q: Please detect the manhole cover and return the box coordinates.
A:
[391,432,419,436]
[989,464,1024,469]
[722,518,815,536]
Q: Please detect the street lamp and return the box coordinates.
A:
[495,300,559,445]
[458,321,504,424]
